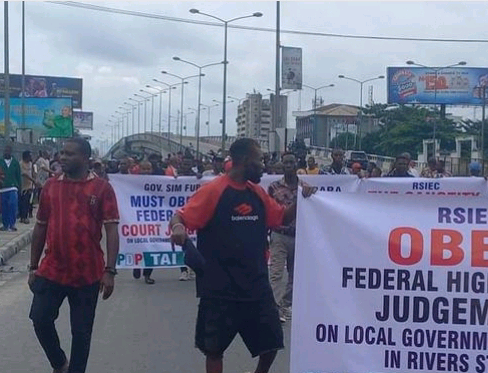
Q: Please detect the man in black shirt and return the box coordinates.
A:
[170,138,316,373]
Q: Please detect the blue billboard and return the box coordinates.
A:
[387,67,488,105]
[0,98,73,139]
[0,74,83,108]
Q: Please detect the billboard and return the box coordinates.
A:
[282,46,302,90]
[0,98,73,140]
[74,111,93,130]
[387,66,488,105]
[0,74,83,108]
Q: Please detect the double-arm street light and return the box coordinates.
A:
[228,95,246,105]
[173,56,223,156]
[161,71,203,146]
[153,79,188,145]
[134,93,151,132]
[190,8,263,152]
[201,103,220,136]
[405,60,467,154]
[338,75,384,149]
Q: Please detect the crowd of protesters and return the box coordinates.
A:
[23,135,488,373]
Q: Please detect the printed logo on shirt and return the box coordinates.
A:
[234,203,253,216]
[231,203,259,222]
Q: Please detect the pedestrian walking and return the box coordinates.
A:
[0,145,21,231]
[170,138,317,373]
[28,137,120,373]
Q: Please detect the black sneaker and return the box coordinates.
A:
[9,227,17,232]
[0,227,8,232]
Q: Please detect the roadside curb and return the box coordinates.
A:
[0,228,34,266]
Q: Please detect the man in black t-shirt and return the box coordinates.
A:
[170,138,316,373]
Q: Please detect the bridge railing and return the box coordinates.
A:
[105,133,206,160]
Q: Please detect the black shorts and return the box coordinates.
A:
[195,297,284,358]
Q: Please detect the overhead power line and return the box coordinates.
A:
[48,1,488,44]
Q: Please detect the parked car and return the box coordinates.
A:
[345,150,369,170]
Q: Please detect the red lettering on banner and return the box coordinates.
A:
[388,227,423,265]
[121,224,162,237]
[472,230,488,267]
[134,253,143,265]
[431,229,464,266]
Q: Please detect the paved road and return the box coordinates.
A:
[0,248,292,373]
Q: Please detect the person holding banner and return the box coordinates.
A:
[268,151,309,323]
[170,138,317,373]
[320,148,350,175]
[132,161,156,285]
[386,154,414,177]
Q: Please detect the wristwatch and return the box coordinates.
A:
[104,267,118,276]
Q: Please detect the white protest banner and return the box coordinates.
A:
[292,191,488,373]
[259,174,360,193]
[109,174,359,269]
[359,176,488,197]
[109,174,206,269]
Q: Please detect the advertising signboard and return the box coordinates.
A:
[74,111,94,130]
[282,46,302,90]
[387,66,488,105]
[0,74,83,108]
[0,98,73,140]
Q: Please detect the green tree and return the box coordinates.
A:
[360,104,461,158]
[330,132,357,149]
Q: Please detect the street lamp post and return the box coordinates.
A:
[302,84,335,147]
[201,103,219,136]
[173,56,223,156]
[405,60,467,157]
[146,85,174,135]
[123,102,136,135]
[213,99,235,146]
[129,97,144,133]
[338,75,384,150]
[153,79,188,146]
[266,88,298,150]
[140,89,158,133]
[134,94,150,132]
[129,98,144,134]
[190,8,263,152]
[161,71,202,146]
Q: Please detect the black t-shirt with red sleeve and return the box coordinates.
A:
[177,174,285,301]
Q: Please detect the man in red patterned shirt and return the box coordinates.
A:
[28,137,120,373]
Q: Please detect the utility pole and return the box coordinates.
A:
[4,2,11,140]
[273,1,281,152]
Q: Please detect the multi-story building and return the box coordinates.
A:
[293,103,378,148]
[236,92,288,145]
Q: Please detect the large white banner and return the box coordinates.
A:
[109,174,359,269]
[359,177,488,197]
[292,191,488,373]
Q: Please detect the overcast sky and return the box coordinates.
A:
[2,1,487,150]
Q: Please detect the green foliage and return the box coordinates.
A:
[360,104,462,158]
[330,132,357,149]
